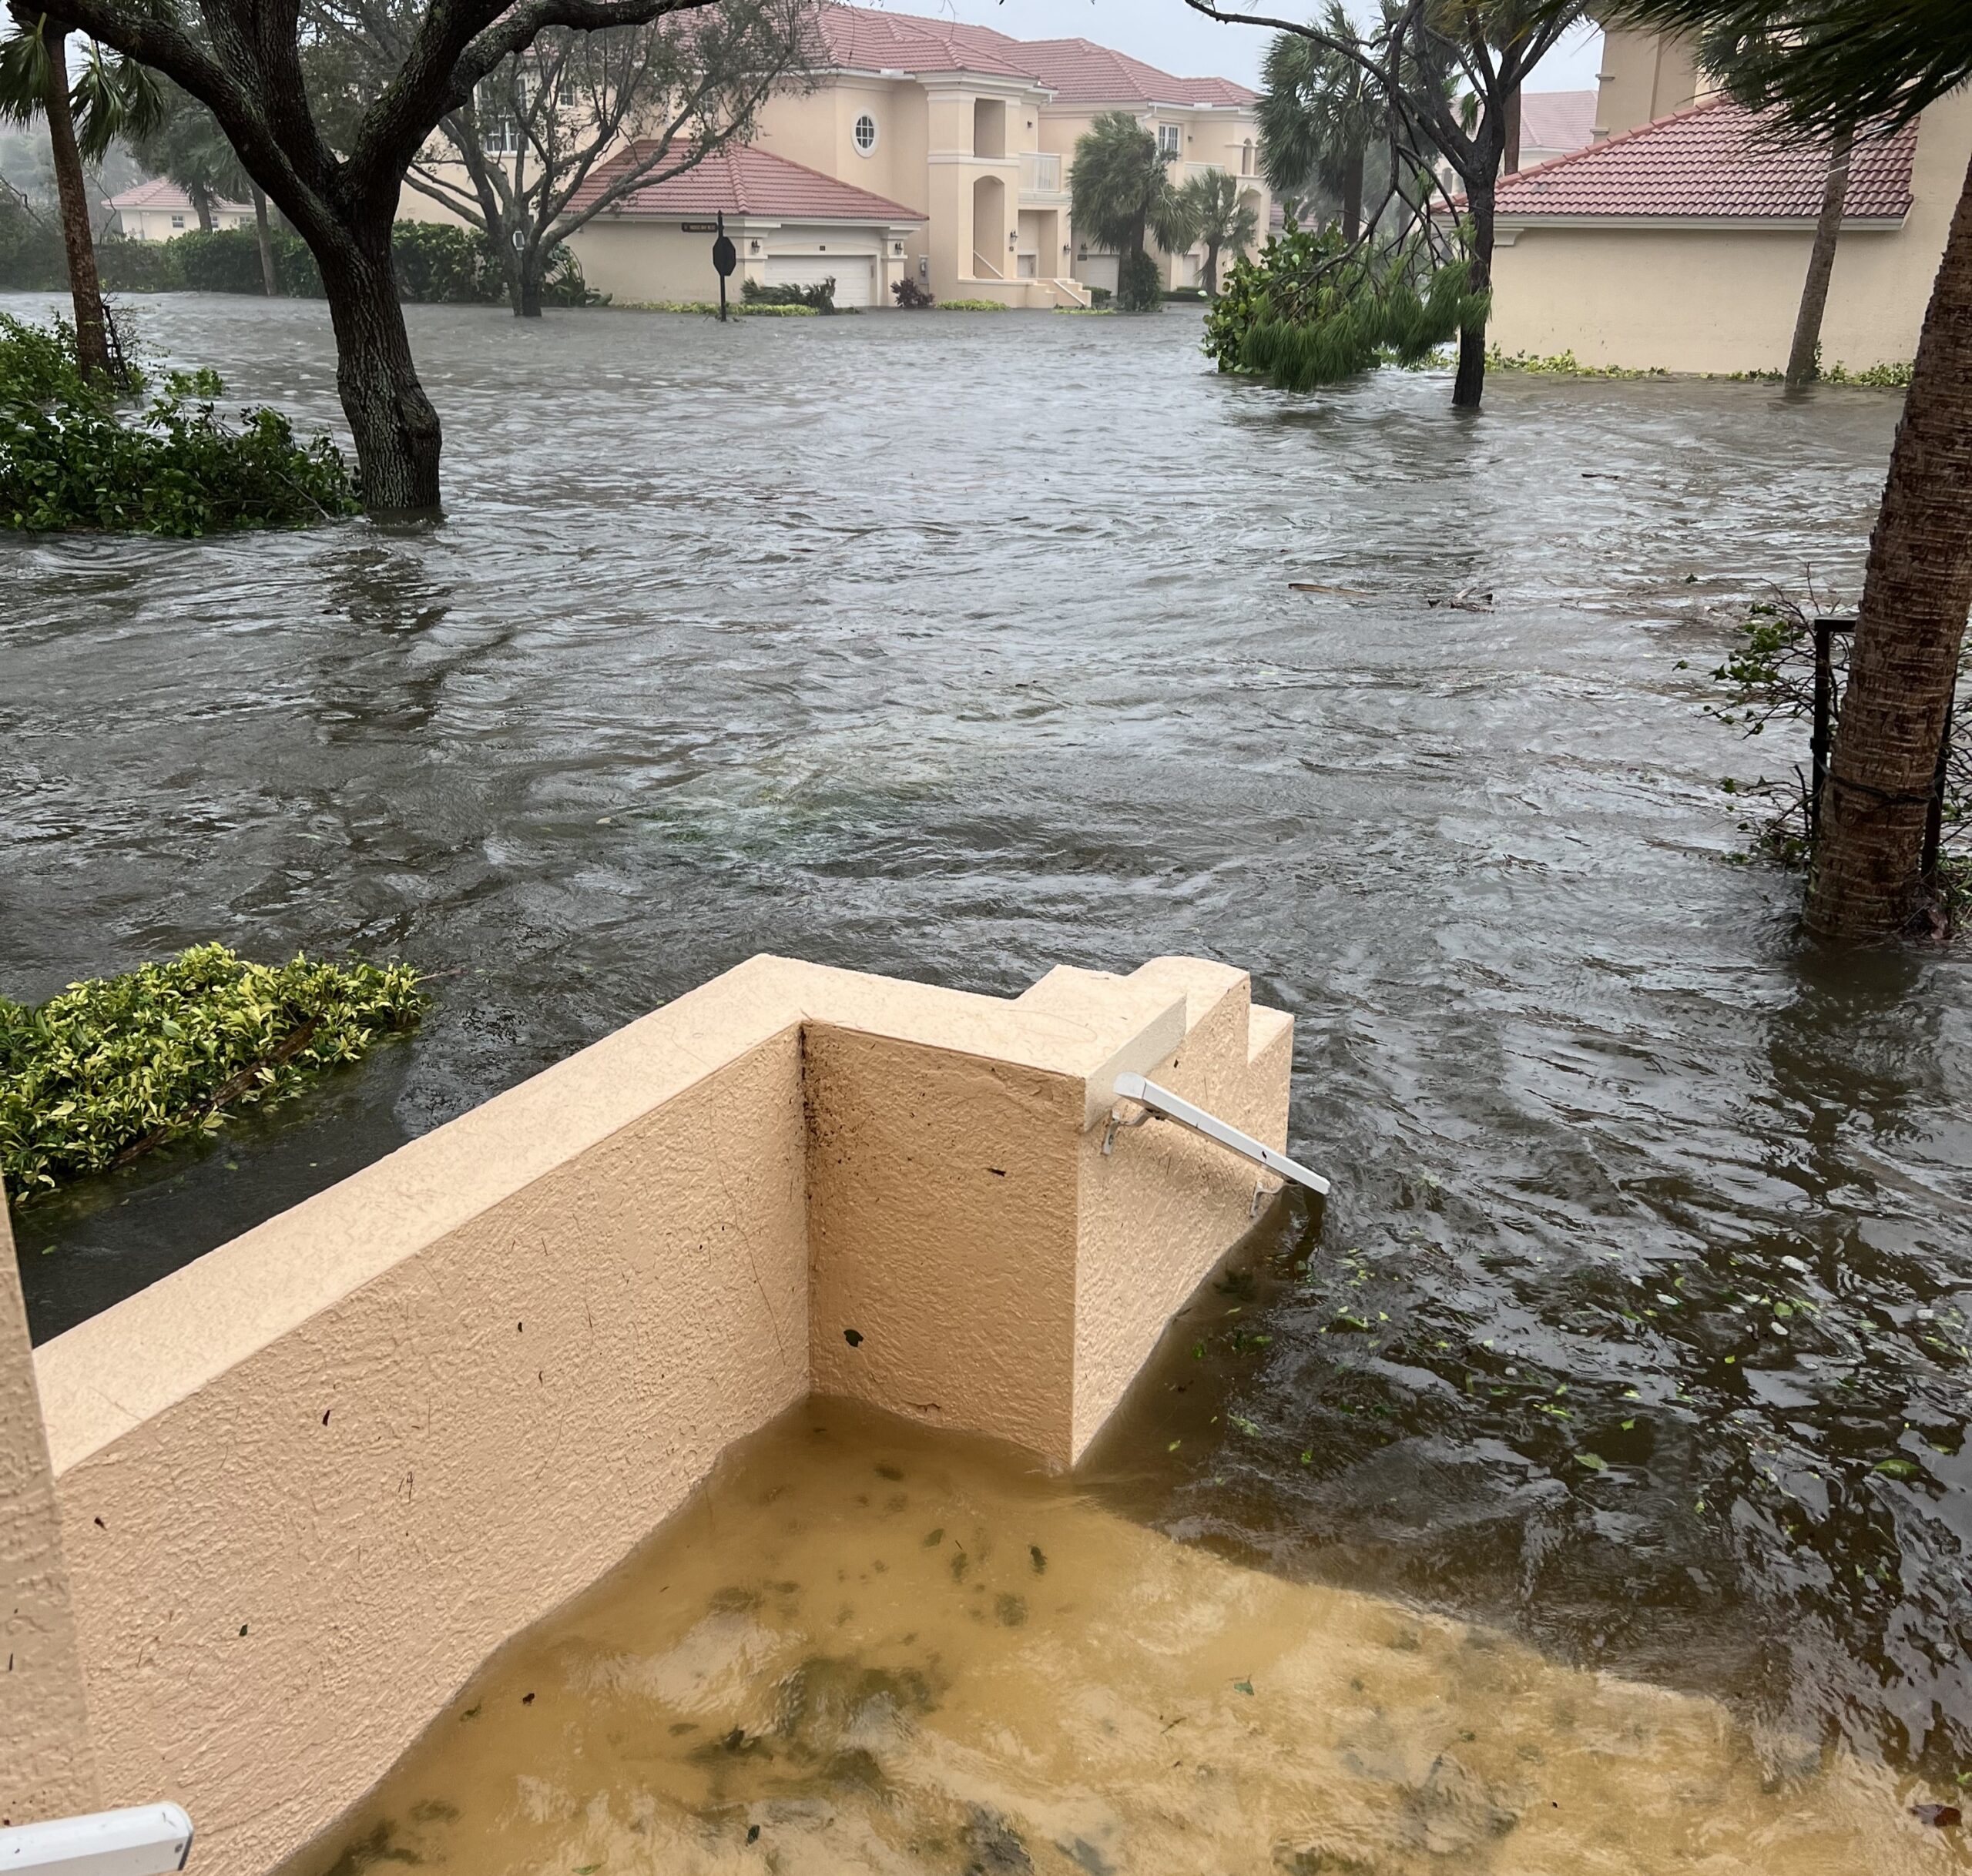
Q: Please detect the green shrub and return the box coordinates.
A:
[1,946,425,1198]
[935,297,1008,312]
[1116,249,1161,313]
[95,235,185,293]
[1204,220,1489,391]
[391,221,493,303]
[1821,358,1913,390]
[742,274,837,311]
[892,276,934,307]
[737,303,820,317]
[1088,286,1112,307]
[0,314,358,534]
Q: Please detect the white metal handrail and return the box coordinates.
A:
[0,1805,193,1874]
[1105,1072,1330,1197]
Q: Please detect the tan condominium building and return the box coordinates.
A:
[1483,26,1972,375]
[564,2,1267,310]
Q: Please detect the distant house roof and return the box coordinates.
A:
[1491,97,1917,224]
[810,3,1038,80]
[109,178,248,215]
[1015,40,1257,108]
[810,3,1256,106]
[1517,89,1597,157]
[568,141,924,223]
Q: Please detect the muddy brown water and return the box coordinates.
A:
[2,294,1969,1804]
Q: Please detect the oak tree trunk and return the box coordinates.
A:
[1786,124,1853,392]
[1803,150,1972,939]
[1453,177,1494,410]
[38,21,112,384]
[251,186,277,295]
[317,233,443,515]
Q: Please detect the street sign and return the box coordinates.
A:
[679,222,719,234]
[712,210,736,321]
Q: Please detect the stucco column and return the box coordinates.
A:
[0,1194,99,1825]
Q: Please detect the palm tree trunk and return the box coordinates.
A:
[37,19,111,384]
[1341,146,1364,245]
[251,186,277,296]
[1504,87,1523,176]
[1452,176,1494,409]
[1804,149,1972,939]
[1786,124,1854,392]
[189,182,213,236]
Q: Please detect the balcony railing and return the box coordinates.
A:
[1019,151,1064,196]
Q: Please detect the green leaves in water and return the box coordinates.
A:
[1,943,425,1197]
[1203,222,1490,393]
[0,313,361,535]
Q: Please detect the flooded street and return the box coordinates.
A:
[4,293,1969,1795]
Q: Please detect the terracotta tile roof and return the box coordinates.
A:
[568,140,924,222]
[109,177,248,214]
[810,4,1256,106]
[1491,96,1917,223]
[810,3,1041,80]
[1017,40,1257,107]
[1517,89,1596,157]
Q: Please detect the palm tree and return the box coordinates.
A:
[1179,168,1259,295]
[1069,109,1190,311]
[134,76,278,294]
[1698,10,1853,390]
[1576,0,1972,938]
[0,8,158,380]
[1258,4,1385,241]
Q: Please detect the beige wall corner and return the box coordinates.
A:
[1070,962,1296,1459]
[0,1194,99,1825]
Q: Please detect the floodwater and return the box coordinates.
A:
[3,294,1970,1800]
[276,1399,1962,1876]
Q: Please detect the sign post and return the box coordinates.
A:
[711,210,737,323]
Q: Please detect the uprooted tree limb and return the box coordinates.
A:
[1185,0,1588,407]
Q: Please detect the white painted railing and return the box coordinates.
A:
[1019,151,1063,195]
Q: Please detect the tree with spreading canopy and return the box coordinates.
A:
[1188,0,1589,407]
[308,0,810,320]
[1567,0,1972,940]
[0,8,159,380]
[0,0,729,511]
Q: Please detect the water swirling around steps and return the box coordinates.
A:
[2,291,1967,1794]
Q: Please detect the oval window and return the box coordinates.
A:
[854,112,878,156]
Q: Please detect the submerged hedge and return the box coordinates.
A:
[0,313,361,534]
[1,946,425,1198]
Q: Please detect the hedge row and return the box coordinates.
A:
[0,205,594,307]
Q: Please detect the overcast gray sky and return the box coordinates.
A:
[880,2,1607,93]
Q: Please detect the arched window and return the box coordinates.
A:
[854,112,879,156]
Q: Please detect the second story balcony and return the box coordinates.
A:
[1019,150,1065,200]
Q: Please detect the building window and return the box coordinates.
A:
[854,112,878,156]
[558,79,579,107]
[1242,138,1254,176]
[1158,123,1182,159]
[169,214,185,229]
[484,118,519,156]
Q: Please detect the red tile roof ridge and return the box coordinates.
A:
[568,139,925,222]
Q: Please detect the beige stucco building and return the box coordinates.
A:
[537,3,1269,310]
[108,178,252,241]
[1486,28,1972,375]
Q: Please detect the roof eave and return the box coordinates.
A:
[1496,210,1910,232]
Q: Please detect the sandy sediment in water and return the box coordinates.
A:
[280,1401,1964,1876]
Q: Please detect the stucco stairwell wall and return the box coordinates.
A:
[12,953,1292,1875]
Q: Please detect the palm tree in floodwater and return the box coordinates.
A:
[1258,4,1384,240]
[0,7,159,380]
[1179,169,1259,296]
[1070,110,1192,312]
[1568,0,1972,940]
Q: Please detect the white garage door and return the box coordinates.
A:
[766,253,874,308]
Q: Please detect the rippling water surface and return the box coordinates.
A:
[3,292,1967,1795]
